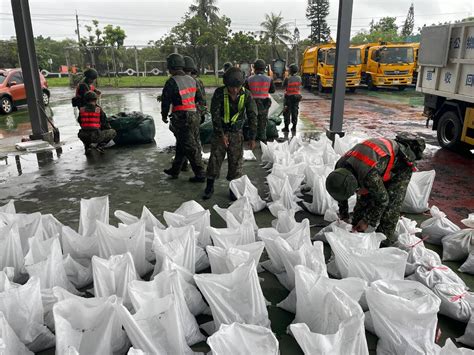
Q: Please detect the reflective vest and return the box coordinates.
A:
[79,107,101,130]
[246,74,272,99]
[171,75,197,112]
[285,75,302,96]
[343,138,398,184]
[75,82,95,97]
[223,88,245,125]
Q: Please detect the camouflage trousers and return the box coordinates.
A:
[169,111,205,177]
[255,98,272,142]
[78,129,116,148]
[283,95,301,128]
[352,168,413,244]
[206,131,243,181]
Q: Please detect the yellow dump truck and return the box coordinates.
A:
[356,42,416,91]
[417,22,474,150]
[409,42,420,84]
[301,44,362,93]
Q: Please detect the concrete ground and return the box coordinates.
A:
[0,86,473,354]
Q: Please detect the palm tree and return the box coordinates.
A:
[189,0,220,23]
[260,12,292,57]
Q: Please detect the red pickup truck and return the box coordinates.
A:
[0,68,50,114]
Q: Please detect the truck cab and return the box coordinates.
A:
[359,43,415,91]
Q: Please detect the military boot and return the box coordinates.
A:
[189,175,206,183]
[203,178,215,200]
[163,168,179,179]
[282,125,289,133]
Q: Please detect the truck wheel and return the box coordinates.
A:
[437,110,462,149]
[0,96,13,114]
[42,90,50,106]
[348,87,356,93]
[397,86,406,91]
[318,79,325,93]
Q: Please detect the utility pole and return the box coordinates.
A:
[75,11,81,44]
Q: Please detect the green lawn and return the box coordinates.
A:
[46,75,223,88]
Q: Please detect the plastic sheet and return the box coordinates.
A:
[0,222,24,280]
[92,253,140,310]
[194,262,270,330]
[0,311,33,355]
[207,322,279,355]
[207,242,265,274]
[401,170,436,214]
[442,229,474,261]
[53,295,129,355]
[229,175,266,212]
[128,270,205,346]
[420,206,460,245]
[366,280,441,355]
[459,251,474,274]
[432,283,474,322]
[78,196,109,237]
[214,197,258,230]
[208,222,255,249]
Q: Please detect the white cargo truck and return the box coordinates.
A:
[417,21,474,149]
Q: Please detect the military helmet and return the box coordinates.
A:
[84,90,98,102]
[395,132,426,161]
[83,68,98,80]
[289,63,298,74]
[223,67,245,87]
[183,56,196,72]
[223,62,233,72]
[326,168,358,202]
[166,53,185,70]
[253,59,266,71]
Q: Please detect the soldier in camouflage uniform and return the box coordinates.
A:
[282,64,302,133]
[325,133,426,244]
[203,67,258,200]
[161,53,206,182]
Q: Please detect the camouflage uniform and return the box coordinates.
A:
[77,103,116,148]
[206,86,257,180]
[283,74,302,130]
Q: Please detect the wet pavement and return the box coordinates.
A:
[0,86,473,354]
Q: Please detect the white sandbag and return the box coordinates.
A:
[0,222,24,280]
[62,226,98,263]
[260,141,274,164]
[410,264,467,289]
[208,221,255,249]
[62,254,93,289]
[294,265,368,328]
[267,173,304,201]
[394,233,425,251]
[53,295,129,355]
[163,209,211,247]
[366,279,441,355]
[229,175,266,212]
[195,245,210,272]
[96,221,152,276]
[0,200,15,214]
[405,245,442,276]
[207,242,265,274]
[127,348,145,355]
[152,225,196,277]
[460,251,474,274]
[333,133,367,156]
[303,174,337,215]
[0,276,54,352]
[326,227,386,278]
[128,271,205,346]
[78,195,109,237]
[92,253,139,310]
[440,338,474,354]
[0,311,33,355]
[271,209,297,233]
[214,197,258,230]
[395,216,422,237]
[442,229,474,261]
[24,237,79,294]
[401,170,436,213]
[462,213,474,228]
[313,219,352,243]
[420,206,461,245]
[194,262,270,329]
[346,247,408,283]
[432,283,474,322]
[207,322,279,355]
[457,312,474,347]
[267,177,302,218]
[0,212,43,256]
[41,214,65,242]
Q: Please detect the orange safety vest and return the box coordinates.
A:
[285,75,302,96]
[246,74,272,99]
[172,75,197,112]
[79,107,101,130]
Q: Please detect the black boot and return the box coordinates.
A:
[181,160,189,172]
[291,125,297,133]
[189,175,206,183]
[282,125,289,132]
[163,168,179,179]
[203,178,215,200]
[229,188,237,201]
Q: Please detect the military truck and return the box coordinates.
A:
[417,21,474,149]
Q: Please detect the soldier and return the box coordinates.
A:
[325,133,426,245]
[282,64,302,133]
[77,91,116,155]
[203,67,258,200]
[223,62,233,73]
[72,68,101,108]
[245,59,276,142]
[184,56,207,123]
[161,53,206,183]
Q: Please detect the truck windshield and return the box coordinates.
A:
[325,48,360,65]
[0,74,5,85]
[379,47,414,64]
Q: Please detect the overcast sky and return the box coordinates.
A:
[0,0,472,45]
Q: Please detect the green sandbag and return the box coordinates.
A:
[269,114,282,125]
[266,119,279,140]
[108,111,155,145]
[200,113,214,144]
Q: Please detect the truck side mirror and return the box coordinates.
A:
[8,81,17,87]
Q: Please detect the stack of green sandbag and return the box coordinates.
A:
[266,114,282,140]
[108,111,155,145]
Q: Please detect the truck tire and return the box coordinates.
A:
[348,87,357,93]
[437,110,462,149]
[0,96,13,114]
[367,76,377,91]
[318,79,325,94]
[397,85,406,91]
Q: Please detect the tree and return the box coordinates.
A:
[370,17,398,33]
[306,0,331,44]
[224,31,258,63]
[260,12,292,58]
[103,25,126,48]
[0,40,19,68]
[352,16,400,44]
[189,0,219,24]
[401,3,415,37]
